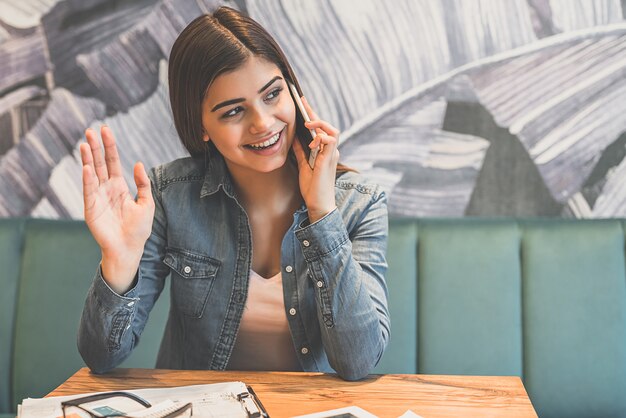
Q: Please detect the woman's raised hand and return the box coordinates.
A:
[292,97,340,223]
[80,126,155,294]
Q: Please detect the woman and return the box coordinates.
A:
[77,6,389,381]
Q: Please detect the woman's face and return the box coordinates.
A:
[201,56,297,177]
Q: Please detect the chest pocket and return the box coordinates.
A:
[164,248,221,318]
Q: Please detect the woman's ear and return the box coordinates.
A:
[202,131,210,142]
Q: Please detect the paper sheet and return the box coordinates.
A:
[18,381,253,418]
[292,406,378,418]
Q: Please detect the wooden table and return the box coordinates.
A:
[48,368,537,417]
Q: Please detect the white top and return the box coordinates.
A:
[226,270,301,371]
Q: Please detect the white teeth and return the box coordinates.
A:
[249,132,280,149]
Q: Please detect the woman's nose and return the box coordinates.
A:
[249,107,274,134]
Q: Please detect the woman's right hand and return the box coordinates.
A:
[80,126,155,294]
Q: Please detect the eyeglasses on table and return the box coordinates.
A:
[60,390,193,417]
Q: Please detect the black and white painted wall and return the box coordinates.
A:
[1,0,625,218]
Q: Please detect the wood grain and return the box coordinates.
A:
[47,368,537,417]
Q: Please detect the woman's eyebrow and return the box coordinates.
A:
[257,75,283,93]
[211,76,283,112]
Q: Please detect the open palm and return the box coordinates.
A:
[81,126,155,291]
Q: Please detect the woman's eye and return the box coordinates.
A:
[222,106,244,119]
[265,87,282,102]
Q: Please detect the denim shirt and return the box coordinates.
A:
[78,153,390,381]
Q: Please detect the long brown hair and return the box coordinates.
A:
[168,6,353,172]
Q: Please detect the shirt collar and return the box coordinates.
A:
[200,144,235,199]
[198,144,311,208]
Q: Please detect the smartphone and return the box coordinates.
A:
[289,82,319,169]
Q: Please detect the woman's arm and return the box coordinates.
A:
[77,167,169,373]
[296,190,389,381]
[291,98,389,380]
[77,126,168,373]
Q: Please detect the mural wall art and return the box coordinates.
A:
[1,0,624,218]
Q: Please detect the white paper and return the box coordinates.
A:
[398,410,424,418]
[18,381,252,418]
[128,400,191,418]
[292,405,379,418]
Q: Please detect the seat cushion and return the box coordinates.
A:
[11,220,170,410]
[522,220,626,418]
[416,219,523,376]
[374,220,418,373]
[0,219,25,414]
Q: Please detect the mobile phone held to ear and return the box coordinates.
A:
[289,82,319,169]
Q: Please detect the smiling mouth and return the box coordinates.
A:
[245,130,282,150]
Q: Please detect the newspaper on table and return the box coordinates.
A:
[292,406,378,418]
[291,406,423,418]
[18,381,266,418]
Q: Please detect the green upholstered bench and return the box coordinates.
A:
[374,218,626,418]
[0,219,169,418]
[2,218,626,418]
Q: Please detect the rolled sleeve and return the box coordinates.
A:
[91,264,140,308]
[296,186,390,380]
[295,208,349,261]
[78,266,141,373]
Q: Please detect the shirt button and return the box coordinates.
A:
[183,266,192,274]
[316,280,324,288]
[289,308,297,316]
[302,240,310,247]
[127,301,135,307]
[301,347,309,355]
[285,265,293,273]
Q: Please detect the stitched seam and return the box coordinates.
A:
[334,181,380,199]
[172,277,216,318]
[107,310,131,352]
[158,175,205,191]
[308,267,334,328]
[165,247,220,263]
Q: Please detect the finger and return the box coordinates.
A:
[309,135,322,150]
[301,97,320,121]
[310,130,338,151]
[101,125,123,178]
[300,98,340,141]
[305,119,340,138]
[316,134,339,164]
[85,127,109,183]
[134,162,153,207]
[79,141,94,169]
[80,141,100,213]
[291,137,309,171]
[318,133,337,151]
[309,134,327,151]
[82,164,98,214]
